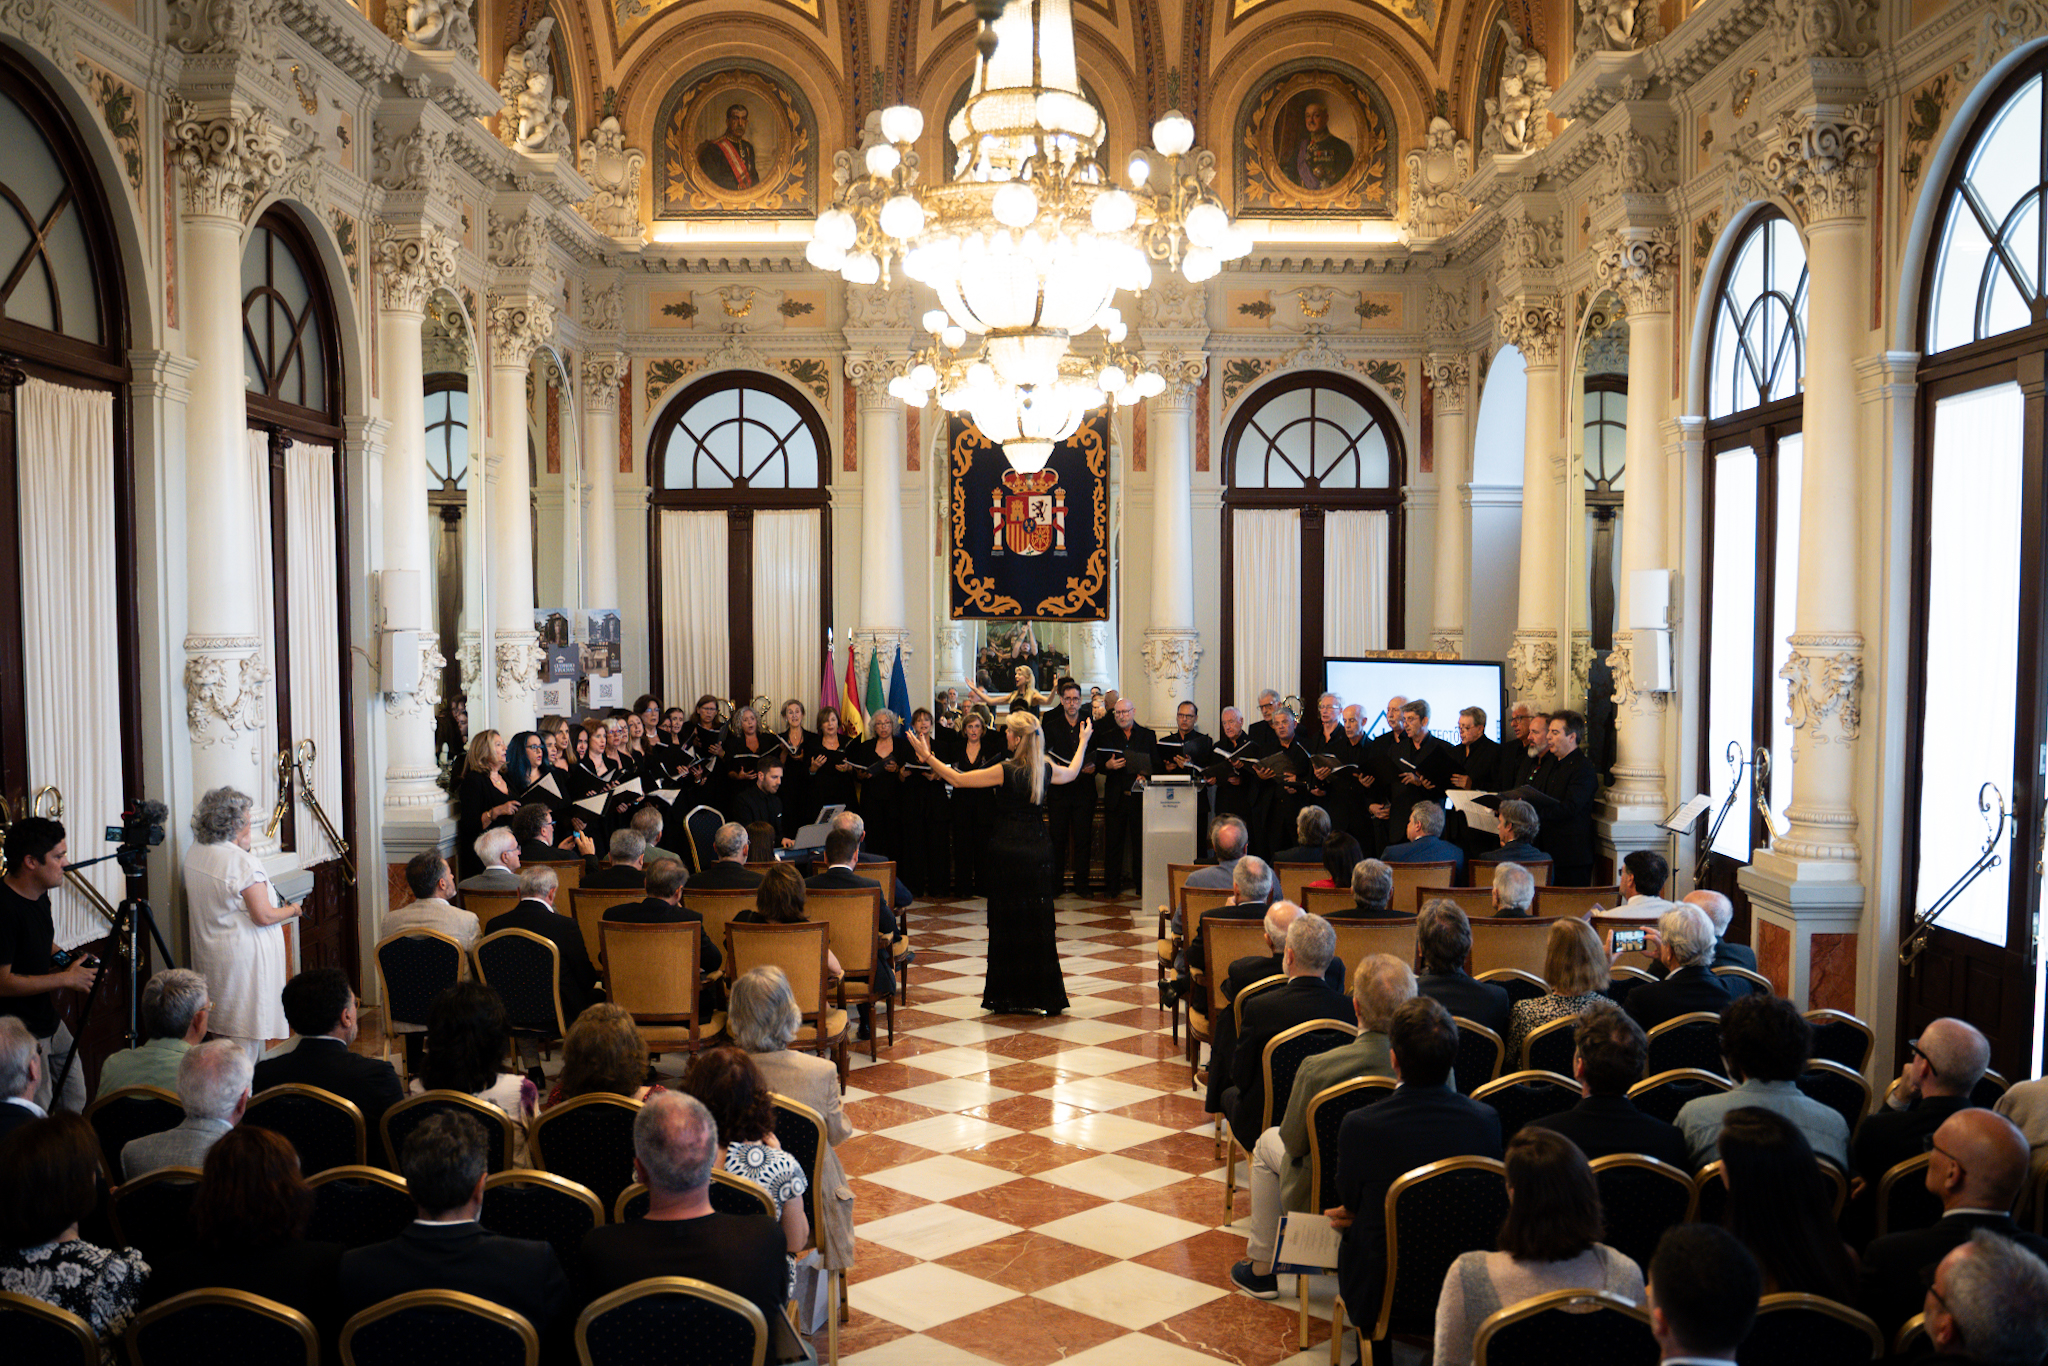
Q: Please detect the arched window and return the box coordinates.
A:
[243,219,335,423]
[425,377,469,494]
[1700,209,1808,907]
[1902,56,2048,1071]
[648,372,831,709]
[1221,372,1405,703]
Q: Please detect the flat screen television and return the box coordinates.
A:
[1322,657,1510,746]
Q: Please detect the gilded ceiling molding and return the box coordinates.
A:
[611,13,840,132]
[1223,0,1445,56]
[605,0,829,69]
[1198,11,1437,148]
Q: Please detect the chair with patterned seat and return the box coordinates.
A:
[1626,1068,1731,1125]
[682,805,724,874]
[128,1288,317,1366]
[1472,1070,1580,1140]
[1519,1014,1578,1074]
[575,1277,768,1366]
[82,1086,183,1180]
[109,1166,202,1266]
[1476,968,1550,1008]
[243,1085,366,1175]
[1735,1293,1883,1366]
[1694,1160,1847,1227]
[381,1090,518,1172]
[1795,1060,1871,1138]
[306,1165,415,1249]
[1340,1156,1512,1366]
[472,929,571,1059]
[530,1093,644,1218]
[1645,1013,1727,1076]
[1295,1075,1398,1349]
[1875,1153,1945,1238]
[341,1290,537,1366]
[0,1291,96,1366]
[771,1090,845,1360]
[1224,1017,1359,1220]
[1451,1017,1506,1094]
[1472,1288,1658,1366]
[373,930,469,1084]
[479,1170,604,1267]
[1802,1009,1874,1073]
[1588,1154,1696,1271]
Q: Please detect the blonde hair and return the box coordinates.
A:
[465,729,502,774]
[1005,712,1047,802]
[1543,917,1612,995]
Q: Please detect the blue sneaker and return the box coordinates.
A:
[1230,1259,1280,1299]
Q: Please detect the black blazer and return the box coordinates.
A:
[1336,1082,1504,1319]
[1489,839,1549,867]
[1859,1212,2048,1335]
[601,899,721,974]
[1098,724,1155,800]
[691,861,764,891]
[1852,1094,1976,1189]
[1452,737,1500,789]
[1526,1093,1690,1167]
[339,1221,570,1336]
[1623,963,1733,1031]
[1713,939,1760,972]
[1223,950,1347,1003]
[251,1036,404,1145]
[582,864,647,891]
[483,901,602,1021]
[0,1099,38,1145]
[578,1212,789,1341]
[1272,844,1326,867]
[1522,750,1598,867]
[1227,975,1355,1147]
[1418,971,1512,1041]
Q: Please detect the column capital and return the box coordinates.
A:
[1427,352,1472,415]
[485,294,556,369]
[1753,106,1878,224]
[373,221,459,316]
[844,349,908,411]
[168,98,285,221]
[1139,631,1203,690]
[580,351,626,412]
[1508,629,1561,707]
[493,629,546,703]
[1780,632,1863,742]
[1430,630,1465,658]
[1496,296,1566,368]
[1593,225,1679,315]
[385,633,447,719]
[1145,350,1209,410]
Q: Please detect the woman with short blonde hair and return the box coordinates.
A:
[1507,917,1612,1058]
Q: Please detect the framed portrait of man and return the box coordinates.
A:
[1236,63,1396,218]
[657,62,816,217]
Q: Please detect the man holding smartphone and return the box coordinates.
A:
[0,817,97,1114]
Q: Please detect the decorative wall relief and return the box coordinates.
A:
[1235,62,1396,218]
[499,17,571,155]
[577,116,646,245]
[1403,115,1472,239]
[656,62,816,217]
[1480,18,1551,155]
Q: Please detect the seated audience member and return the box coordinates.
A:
[96,968,210,1098]
[1433,1127,1645,1366]
[1681,889,1761,981]
[1506,917,1612,1060]
[121,1038,251,1179]
[1306,832,1364,893]
[252,967,405,1144]
[1644,1224,1762,1365]
[0,1017,43,1144]
[1186,816,1251,891]
[416,982,537,1131]
[1623,903,1733,1030]
[1220,900,1349,1005]
[806,826,902,994]
[1380,802,1468,881]
[1993,1073,2048,1164]
[1489,799,1546,867]
[1859,1108,2048,1334]
[1415,899,1512,1040]
[144,1125,342,1334]
[1490,862,1535,918]
[822,810,913,910]
[1717,1107,1857,1301]
[1349,857,1396,915]
[382,852,480,950]
[1181,855,1274,1002]
[1920,1230,2048,1366]
[692,822,765,891]
[338,1112,569,1337]
[1273,805,1332,866]
[543,1003,661,1109]
[510,802,562,866]
[680,1048,810,1289]
[1233,954,1415,1298]
[1673,992,1850,1171]
[735,864,844,981]
[1528,999,1690,1167]
[584,829,648,890]
[455,827,521,893]
[0,1114,149,1358]
[481,864,602,1023]
[630,805,687,869]
[575,1091,789,1335]
[1332,997,1505,1333]
[602,858,721,975]
[1218,911,1351,1150]
[1853,1015,1990,1192]
[743,820,780,864]
[1614,849,1678,919]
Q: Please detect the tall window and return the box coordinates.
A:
[1701,211,1807,886]
[1221,373,1404,703]
[649,373,830,709]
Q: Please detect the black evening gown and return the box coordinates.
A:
[981,764,1068,1016]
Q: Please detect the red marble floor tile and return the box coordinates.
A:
[1090,965,1155,984]
[844,1236,921,1284]
[953,1132,1103,1176]
[836,1133,941,1177]
[886,1007,964,1031]
[870,1033,968,1061]
[1110,1059,1205,1092]
[943,1175,1107,1227]
[926,1295,1126,1366]
[978,1032,1075,1061]
[996,1012,1082,1031]
[844,1095,946,1131]
[1145,1290,1322,1365]
[841,1060,948,1092]
[1099,1031,1190,1059]
[1132,1226,1255,1286]
[1122,1175,1239,1224]
[1119,1131,1235,1177]
[1093,983,1165,1006]
[1105,1090,1214,1130]
[974,1061,1068,1092]
[1094,1005,1175,1030]
[933,1229,1121,1294]
[961,1094,1088,1131]
[812,1308,912,1358]
[848,1177,933,1220]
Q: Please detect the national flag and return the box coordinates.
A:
[841,644,864,738]
[820,635,840,720]
[887,646,912,724]
[864,648,886,726]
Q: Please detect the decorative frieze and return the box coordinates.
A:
[487,207,549,271]
[371,124,454,202]
[1500,207,1563,274]
[493,632,546,702]
[1140,632,1203,688]
[1431,632,1464,660]
[1428,353,1472,415]
[169,0,284,66]
[1508,631,1559,703]
[372,222,458,315]
[1781,633,1863,741]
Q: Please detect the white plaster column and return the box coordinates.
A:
[373,224,459,828]
[1427,351,1472,658]
[581,352,625,610]
[1140,353,1208,723]
[1499,297,1568,710]
[484,293,555,733]
[170,102,283,806]
[845,351,910,688]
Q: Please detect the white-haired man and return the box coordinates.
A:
[456,827,521,893]
[1622,904,1732,1031]
[483,864,601,1019]
[96,968,212,1097]
[121,1038,252,1178]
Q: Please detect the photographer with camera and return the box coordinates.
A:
[0,818,95,1114]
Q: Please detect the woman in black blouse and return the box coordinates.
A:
[855,710,906,866]
[808,707,859,814]
[775,699,815,829]
[456,729,519,877]
[949,710,1004,897]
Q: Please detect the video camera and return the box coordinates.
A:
[105,798,168,877]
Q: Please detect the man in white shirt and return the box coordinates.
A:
[456,829,522,894]
[385,852,480,950]
[1645,1224,1761,1363]
[1613,849,1679,920]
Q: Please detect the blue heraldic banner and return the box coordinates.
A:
[947,412,1110,621]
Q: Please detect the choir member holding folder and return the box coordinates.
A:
[456,729,520,877]
[1254,708,1316,857]
[1205,707,1263,853]
[901,709,953,896]
[808,708,860,814]
[950,712,1003,896]
[854,711,906,867]
[775,700,816,837]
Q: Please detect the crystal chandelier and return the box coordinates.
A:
[807,0,1252,470]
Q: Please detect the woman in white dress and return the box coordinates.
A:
[183,788,300,1062]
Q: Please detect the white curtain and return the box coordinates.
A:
[1232,508,1301,707]
[285,440,343,865]
[750,509,820,711]
[249,430,283,845]
[1324,509,1390,654]
[17,379,125,947]
[661,510,728,707]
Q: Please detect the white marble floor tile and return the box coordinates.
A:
[1033,1075,1162,1112]
[906,1020,1021,1045]
[840,1334,1001,1366]
[859,1152,1020,1201]
[1034,1203,1212,1259]
[877,1112,1021,1152]
[1032,1262,1227,1330]
[1034,1112,1178,1153]
[850,1264,1020,1332]
[889,1077,1020,1112]
[859,1204,1022,1260]
[1034,1152,1190,1200]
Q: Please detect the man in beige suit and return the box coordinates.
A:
[385,852,480,950]
[121,1039,251,1178]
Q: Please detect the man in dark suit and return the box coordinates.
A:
[252,967,403,1146]
[0,1016,45,1143]
[481,864,602,1021]
[1098,697,1155,899]
[1447,706,1501,796]
[582,828,650,890]
[1158,700,1215,856]
[1299,696,1361,847]
[1683,890,1761,977]
[1623,904,1733,1031]
[1513,710,1598,885]
[1414,900,1511,1039]
[1259,707,1318,857]
[691,822,765,891]
[1182,856,1273,1011]
[1853,1016,1988,1194]
[1645,1226,1761,1365]
[1041,680,1099,896]
[1859,1108,2048,1338]
[1527,999,1689,1166]
[1271,804,1331,867]
[603,857,720,975]
[1488,799,1549,867]
[510,802,590,866]
[578,1092,790,1341]
[1380,803,1468,882]
[339,1111,569,1339]
[1247,689,1282,750]
[1382,699,1453,841]
[820,810,914,911]
[1222,912,1353,1152]
[1332,996,1504,1325]
[1204,900,1347,1117]
[807,826,898,1003]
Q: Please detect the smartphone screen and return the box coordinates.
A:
[1612,928,1647,953]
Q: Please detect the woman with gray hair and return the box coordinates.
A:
[854,708,905,866]
[728,966,855,1274]
[183,787,300,1061]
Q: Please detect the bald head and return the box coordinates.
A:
[1917,1017,1991,1098]
[1928,1107,2033,1212]
[1683,888,1735,939]
[1262,900,1302,952]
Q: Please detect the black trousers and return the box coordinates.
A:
[1048,793,1096,892]
[1103,793,1143,894]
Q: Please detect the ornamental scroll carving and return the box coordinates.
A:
[1780,634,1862,741]
[169,0,284,67]
[1425,284,1464,339]
[385,635,446,719]
[844,350,907,408]
[185,641,270,745]
[494,633,547,701]
[1729,108,1878,224]
[457,633,482,700]
[1431,632,1464,659]
[1428,354,1471,415]
[169,100,286,220]
[1608,639,1668,714]
[1497,297,1565,367]
[373,222,458,315]
[371,125,454,202]
[1767,0,1876,74]
[1508,633,1559,702]
[1403,117,1472,240]
[1594,227,1680,315]
[580,353,625,413]
[1140,632,1203,687]
[577,117,647,245]
[1500,208,1563,273]
[486,296,556,369]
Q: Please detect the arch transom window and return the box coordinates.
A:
[1710,214,1807,418]
[1231,380,1393,490]
[243,221,331,414]
[0,84,101,347]
[1930,71,2046,352]
[659,381,820,491]
[425,378,468,493]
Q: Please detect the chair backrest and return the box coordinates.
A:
[575,1277,767,1366]
[1208,920,1275,1015]
[707,1168,778,1217]
[1738,1293,1883,1365]
[306,1165,416,1249]
[1714,965,1774,993]
[1467,916,1564,978]
[473,928,568,1039]
[381,1090,517,1172]
[1875,1153,1945,1238]
[374,931,469,1032]
[613,1184,651,1222]
[0,1290,97,1366]
[1183,887,1235,948]
[1166,863,1201,918]
[1418,885,1494,918]
[1261,1020,1360,1131]
[679,889,757,959]
[83,1085,184,1177]
[109,1166,201,1264]
[341,1289,538,1366]
[1472,857,1552,888]
[770,1091,828,1260]
[1228,972,1287,1037]
[727,921,834,1031]
[1451,1017,1506,1094]
[743,861,781,877]
[1377,1157,1513,1337]
[1389,861,1459,908]
[601,921,705,1040]
[856,860,898,899]
[1325,916,1419,974]
[527,857,585,893]
[459,891,521,923]
[1971,1068,2009,1109]
[1472,1288,1656,1366]
[129,1288,316,1366]
[1694,1160,1849,1227]
[1626,1068,1731,1125]
[1521,1014,1580,1073]
[570,888,647,966]
[1645,1013,1727,1075]
[1795,1060,1872,1135]
[1533,885,1624,918]
[1801,1009,1874,1072]
[1893,1313,1931,1362]
[1476,967,1550,1006]
[1472,1070,1581,1138]
[1273,862,1324,906]
[480,1170,604,1266]
[807,886,884,976]
[1588,1154,1696,1270]
[245,1084,368,1174]
[682,805,724,873]
[529,1093,645,1215]
[1306,1076,1398,1210]
[1302,885,1364,918]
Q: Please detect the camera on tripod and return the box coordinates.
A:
[104,798,167,878]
